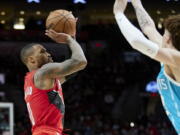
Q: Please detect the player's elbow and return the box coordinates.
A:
[73,58,87,70]
[131,39,148,53]
[130,38,141,49]
[78,59,87,70]
[129,33,146,49]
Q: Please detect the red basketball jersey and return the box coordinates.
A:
[24,70,65,134]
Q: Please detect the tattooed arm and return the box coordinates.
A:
[34,31,87,90]
[131,0,162,47]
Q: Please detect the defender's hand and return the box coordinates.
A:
[45,29,71,44]
[113,0,128,14]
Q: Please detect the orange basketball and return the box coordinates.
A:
[46,9,76,37]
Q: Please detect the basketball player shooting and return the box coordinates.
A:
[20,20,87,135]
[114,0,180,133]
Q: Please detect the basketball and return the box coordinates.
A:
[46,9,76,37]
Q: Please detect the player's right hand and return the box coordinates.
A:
[45,29,71,44]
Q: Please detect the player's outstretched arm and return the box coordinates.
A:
[113,0,179,67]
[131,0,162,46]
[114,0,159,58]
[36,30,87,80]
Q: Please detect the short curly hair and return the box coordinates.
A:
[20,43,38,64]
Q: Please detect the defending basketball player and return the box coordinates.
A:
[20,27,87,134]
[114,0,180,134]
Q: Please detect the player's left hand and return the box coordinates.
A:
[45,29,71,44]
[113,0,128,14]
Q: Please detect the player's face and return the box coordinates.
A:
[32,45,53,68]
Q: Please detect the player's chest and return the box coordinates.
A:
[157,77,169,91]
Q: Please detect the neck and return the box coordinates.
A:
[27,66,38,72]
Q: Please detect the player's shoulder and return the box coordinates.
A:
[25,70,36,80]
[34,63,56,78]
[34,66,56,90]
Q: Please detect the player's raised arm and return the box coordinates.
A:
[36,30,87,80]
[114,0,159,58]
[131,0,162,46]
[113,0,180,67]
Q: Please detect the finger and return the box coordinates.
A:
[45,32,52,38]
[45,30,49,33]
[45,31,55,39]
[46,30,57,38]
[45,29,56,37]
[49,29,58,35]
[45,30,53,36]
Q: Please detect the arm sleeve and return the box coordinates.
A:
[115,12,159,58]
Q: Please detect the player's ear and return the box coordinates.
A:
[165,30,172,45]
[28,56,36,64]
[75,18,78,22]
[168,36,173,45]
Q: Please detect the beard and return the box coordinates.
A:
[48,57,53,62]
[38,57,53,68]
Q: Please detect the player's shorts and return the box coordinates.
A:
[33,130,61,135]
[32,126,62,135]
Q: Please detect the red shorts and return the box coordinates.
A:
[32,126,62,135]
[33,130,62,135]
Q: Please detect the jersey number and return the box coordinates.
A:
[27,102,35,126]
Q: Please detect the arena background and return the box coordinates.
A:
[0,0,179,135]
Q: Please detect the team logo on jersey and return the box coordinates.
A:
[47,90,65,114]
[25,86,32,98]
[157,79,168,90]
